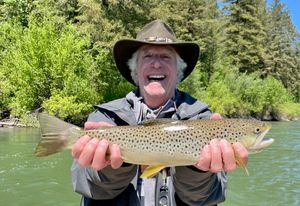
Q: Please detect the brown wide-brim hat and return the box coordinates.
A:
[113,20,200,85]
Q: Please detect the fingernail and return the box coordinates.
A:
[211,139,218,145]
[111,144,118,149]
[201,144,208,152]
[220,139,228,146]
[79,135,90,143]
[100,139,108,146]
[90,138,98,144]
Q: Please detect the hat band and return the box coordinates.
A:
[144,36,174,43]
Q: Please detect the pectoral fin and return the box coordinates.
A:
[140,165,166,179]
[233,146,249,176]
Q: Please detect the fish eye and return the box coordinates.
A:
[255,127,260,133]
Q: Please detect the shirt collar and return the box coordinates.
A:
[126,89,179,123]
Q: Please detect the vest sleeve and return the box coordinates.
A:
[71,161,137,199]
[71,101,138,200]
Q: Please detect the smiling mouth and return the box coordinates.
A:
[148,75,166,82]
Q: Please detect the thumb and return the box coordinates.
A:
[210,113,222,120]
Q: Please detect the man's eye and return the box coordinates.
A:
[143,54,153,58]
[161,55,171,60]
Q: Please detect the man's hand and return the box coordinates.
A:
[194,113,249,173]
[71,122,123,170]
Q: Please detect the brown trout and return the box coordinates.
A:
[35,113,273,178]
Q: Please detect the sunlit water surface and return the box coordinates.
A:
[0,121,299,206]
[222,121,300,206]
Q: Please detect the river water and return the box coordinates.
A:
[0,121,299,206]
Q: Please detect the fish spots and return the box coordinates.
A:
[81,118,271,165]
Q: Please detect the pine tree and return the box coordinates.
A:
[222,0,266,73]
[264,0,300,100]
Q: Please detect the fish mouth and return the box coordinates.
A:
[248,127,274,153]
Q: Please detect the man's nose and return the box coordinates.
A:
[151,56,163,68]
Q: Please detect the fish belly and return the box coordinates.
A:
[120,148,199,166]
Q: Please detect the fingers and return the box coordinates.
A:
[91,141,123,170]
[210,139,223,173]
[72,136,123,171]
[232,142,249,166]
[72,135,91,159]
[110,144,123,169]
[77,138,99,167]
[220,139,236,172]
[195,145,211,171]
[72,121,121,171]
[91,139,110,170]
[196,139,247,173]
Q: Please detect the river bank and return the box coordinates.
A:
[0,118,26,127]
[1,111,299,128]
[0,114,39,128]
[257,110,300,121]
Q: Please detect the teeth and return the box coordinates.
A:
[148,75,165,79]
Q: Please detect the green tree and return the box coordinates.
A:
[0,0,35,26]
[54,0,80,22]
[0,0,299,122]
[76,0,150,48]
[222,0,266,73]
[264,0,300,100]
[75,0,144,101]
[0,7,104,124]
[202,62,295,119]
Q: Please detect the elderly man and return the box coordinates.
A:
[71,20,248,206]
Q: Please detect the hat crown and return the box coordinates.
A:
[136,20,176,43]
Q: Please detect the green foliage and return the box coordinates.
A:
[275,102,300,121]
[76,0,149,48]
[222,0,266,73]
[90,46,134,101]
[19,112,39,127]
[0,7,103,121]
[201,62,293,119]
[42,91,90,125]
[0,0,35,27]
[178,62,206,97]
[201,79,241,117]
[263,0,300,98]
[0,0,299,123]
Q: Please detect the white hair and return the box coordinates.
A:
[127,48,187,85]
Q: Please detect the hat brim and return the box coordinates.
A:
[113,39,199,85]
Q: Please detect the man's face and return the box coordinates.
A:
[136,45,178,108]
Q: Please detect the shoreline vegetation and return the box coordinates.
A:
[0,114,39,128]
[0,0,299,126]
[0,109,299,128]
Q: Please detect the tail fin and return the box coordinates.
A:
[35,113,82,157]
